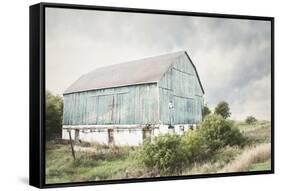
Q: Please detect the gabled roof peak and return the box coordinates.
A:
[64,50,204,95]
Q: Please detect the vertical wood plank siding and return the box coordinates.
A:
[63,84,159,125]
[63,53,204,126]
[158,54,204,125]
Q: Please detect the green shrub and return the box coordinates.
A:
[138,134,185,175]
[181,130,208,162]
[198,114,245,152]
[225,125,246,146]
[138,115,246,175]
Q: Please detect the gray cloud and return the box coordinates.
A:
[46,8,271,120]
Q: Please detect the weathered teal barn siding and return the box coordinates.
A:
[158,53,204,125]
[63,51,204,127]
[63,83,159,125]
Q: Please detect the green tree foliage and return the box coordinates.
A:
[245,116,257,124]
[198,114,245,151]
[46,90,63,140]
[138,115,245,175]
[202,105,211,119]
[181,130,208,162]
[139,134,186,175]
[214,101,231,119]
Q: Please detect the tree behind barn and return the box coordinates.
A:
[202,105,211,120]
[46,90,63,140]
[214,101,231,119]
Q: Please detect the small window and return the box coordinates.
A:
[108,129,114,145]
[74,129,79,141]
[180,126,185,133]
[189,124,194,131]
[143,129,152,141]
[168,125,175,133]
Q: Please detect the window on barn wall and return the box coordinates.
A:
[180,126,185,135]
[143,128,152,141]
[74,129,79,141]
[108,129,114,145]
[168,125,175,133]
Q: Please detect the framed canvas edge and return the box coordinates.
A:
[29,2,275,189]
[29,3,45,188]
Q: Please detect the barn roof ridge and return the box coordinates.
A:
[64,50,204,95]
[83,50,186,76]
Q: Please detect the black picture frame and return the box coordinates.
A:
[29,2,275,189]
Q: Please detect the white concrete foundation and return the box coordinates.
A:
[62,124,197,146]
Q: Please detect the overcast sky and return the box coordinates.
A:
[46,8,271,121]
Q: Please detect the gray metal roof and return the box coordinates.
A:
[64,51,204,94]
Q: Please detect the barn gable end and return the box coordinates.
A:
[158,52,204,125]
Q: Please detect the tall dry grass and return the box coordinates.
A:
[219,143,271,173]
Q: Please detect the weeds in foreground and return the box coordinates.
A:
[219,143,271,173]
[46,121,271,183]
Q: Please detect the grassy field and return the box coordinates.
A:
[46,121,271,184]
[46,143,142,183]
[249,159,271,171]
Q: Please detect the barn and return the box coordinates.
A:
[62,51,204,146]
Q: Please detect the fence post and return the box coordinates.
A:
[68,130,76,160]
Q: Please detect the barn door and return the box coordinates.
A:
[115,93,129,124]
[97,95,115,124]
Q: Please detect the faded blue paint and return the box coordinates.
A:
[63,84,159,125]
[63,53,204,126]
[158,54,204,125]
